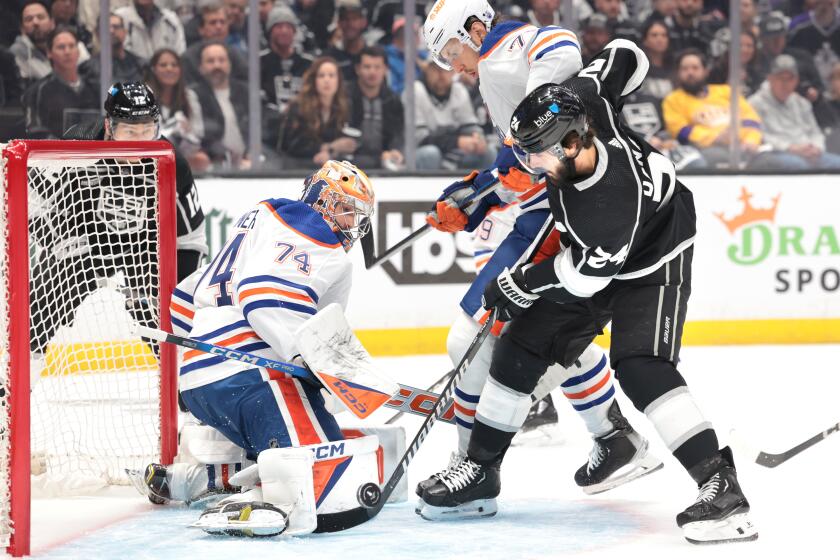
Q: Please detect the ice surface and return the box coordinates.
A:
[24,345,840,559]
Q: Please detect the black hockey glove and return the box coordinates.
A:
[482,266,539,322]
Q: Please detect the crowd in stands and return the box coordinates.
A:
[3,0,840,172]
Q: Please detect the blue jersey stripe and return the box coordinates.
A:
[534,40,579,61]
[242,299,317,320]
[239,275,320,303]
[474,249,493,257]
[171,316,191,333]
[206,464,216,490]
[194,320,251,342]
[456,417,474,430]
[520,191,548,210]
[172,287,194,304]
[455,387,480,403]
[571,386,615,411]
[179,342,270,374]
[561,354,608,388]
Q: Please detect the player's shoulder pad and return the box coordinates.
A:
[260,198,343,249]
[527,25,580,64]
[479,20,531,59]
[580,38,649,100]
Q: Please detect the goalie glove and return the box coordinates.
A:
[482,266,538,323]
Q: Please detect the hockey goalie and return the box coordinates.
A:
[131,160,401,536]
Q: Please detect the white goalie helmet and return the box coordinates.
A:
[424,0,495,70]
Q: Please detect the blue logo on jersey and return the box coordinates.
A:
[549,103,560,114]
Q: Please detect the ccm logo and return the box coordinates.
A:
[332,381,369,414]
[210,347,259,364]
[311,442,346,460]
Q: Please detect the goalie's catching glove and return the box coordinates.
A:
[482,266,538,322]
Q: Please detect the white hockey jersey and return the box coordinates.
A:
[477,21,582,140]
[170,198,352,391]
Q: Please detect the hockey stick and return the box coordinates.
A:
[361,175,500,270]
[137,325,457,424]
[747,422,840,468]
[385,369,453,425]
[317,309,498,532]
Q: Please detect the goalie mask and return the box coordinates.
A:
[301,160,375,251]
[510,84,589,177]
[104,82,161,141]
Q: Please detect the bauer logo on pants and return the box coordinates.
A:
[376,201,475,285]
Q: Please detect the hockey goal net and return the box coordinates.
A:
[0,140,178,556]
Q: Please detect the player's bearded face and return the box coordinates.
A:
[514,141,581,181]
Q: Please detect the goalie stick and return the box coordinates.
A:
[315,309,498,533]
[361,174,500,269]
[747,422,840,468]
[137,325,457,424]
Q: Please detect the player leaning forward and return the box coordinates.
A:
[141,161,391,536]
[421,40,758,545]
[418,0,660,502]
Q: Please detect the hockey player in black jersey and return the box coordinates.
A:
[418,40,757,545]
[28,82,207,355]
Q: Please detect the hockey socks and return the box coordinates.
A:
[555,349,616,437]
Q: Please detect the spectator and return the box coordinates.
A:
[708,29,763,96]
[597,0,641,41]
[1,3,21,48]
[665,0,722,56]
[11,1,57,84]
[224,0,247,53]
[145,48,210,171]
[384,17,426,96]
[748,54,840,168]
[116,0,186,60]
[80,13,145,87]
[756,12,824,104]
[580,14,613,64]
[662,48,763,168]
[293,0,335,51]
[188,41,250,169]
[739,0,760,36]
[327,0,369,82]
[278,56,357,168]
[788,0,840,88]
[182,1,248,84]
[50,0,94,52]
[412,61,496,171]
[260,5,313,147]
[825,62,840,153]
[640,0,676,24]
[78,0,131,39]
[638,19,673,100]
[348,46,404,170]
[22,27,98,138]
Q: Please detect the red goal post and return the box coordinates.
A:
[0,140,179,556]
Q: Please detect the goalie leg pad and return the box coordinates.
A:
[192,500,289,537]
[258,447,318,535]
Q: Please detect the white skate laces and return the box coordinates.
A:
[695,472,721,503]
[434,452,465,481]
[586,440,606,474]
[440,459,482,493]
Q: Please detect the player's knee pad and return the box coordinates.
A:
[475,376,533,434]
[613,355,687,412]
[489,332,550,395]
[176,413,247,465]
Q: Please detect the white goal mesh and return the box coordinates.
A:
[0,141,177,555]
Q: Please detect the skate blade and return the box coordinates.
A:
[415,498,498,521]
[683,512,758,545]
[581,453,664,495]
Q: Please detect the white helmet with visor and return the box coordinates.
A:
[423,0,495,70]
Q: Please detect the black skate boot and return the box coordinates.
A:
[416,456,500,521]
[677,447,758,545]
[415,451,465,496]
[512,394,561,446]
[142,463,171,505]
[574,402,663,494]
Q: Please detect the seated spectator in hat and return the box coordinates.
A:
[80,13,145,88]
[188,41,251,169]
[326,0,369,82]
[638,19,674,101]
[116,0,186,60]
[12,0,90,86]
[580,14,613,64]
[788,0,840,88]
[182,0,248,84]
[22,27,99,138]
[412,61,496,171]
[145,47,210,172]
[748,54,840,169]
[50,0,94,52]
[278,56,358,168]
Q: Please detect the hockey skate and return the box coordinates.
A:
[574,402,663,494]
[125,463,170,505]
[511,394,562,447]
[416,456,500,521]
[415,451,465,496]
[677,447,758,545]
[192,499,289,537]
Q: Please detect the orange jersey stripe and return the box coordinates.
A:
[183,330,259,361]
[564,370,612,400]
[238,286,313,304]
[479,25,534,61]
[527,31,577,61]
[170,301,195,319]
[261,201,341,249]
[454,402,476,417]
[275,377,322,445]
[474,256,492,270]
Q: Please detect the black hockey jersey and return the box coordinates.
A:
[524,39,696,304]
